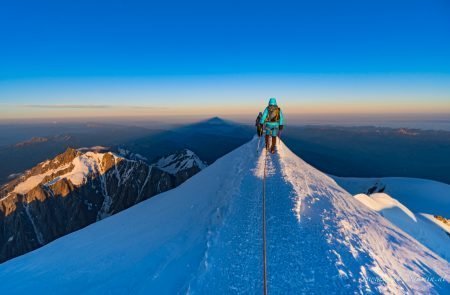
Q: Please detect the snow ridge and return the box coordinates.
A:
[278,142,449,293]
[0,138,448,294]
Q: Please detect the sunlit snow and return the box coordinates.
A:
[0,138,448,294]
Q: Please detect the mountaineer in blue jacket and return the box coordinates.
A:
[259,97,284,153]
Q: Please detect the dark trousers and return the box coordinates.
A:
[265,135,277,151]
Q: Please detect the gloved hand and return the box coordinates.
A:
[279,125,284,131]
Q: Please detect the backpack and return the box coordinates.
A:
[266,105,280,122]
[255,113,262,126]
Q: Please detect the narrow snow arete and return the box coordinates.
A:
[0,138,448,294]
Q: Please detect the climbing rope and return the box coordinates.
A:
[262,146,268,295]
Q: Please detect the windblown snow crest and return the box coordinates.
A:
[276,143,449,293]
[0,138,448,294]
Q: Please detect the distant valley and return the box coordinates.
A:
[1,120,450,186]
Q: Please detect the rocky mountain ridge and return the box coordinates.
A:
[0,147,205,263]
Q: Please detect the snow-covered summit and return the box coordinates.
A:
[156,149,207,174]
[9,148,123,195]
[0,147,206,264]
[0,138,448,294]
[4,147,205,201]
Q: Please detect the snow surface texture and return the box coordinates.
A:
[334,175,450,262]
[156,149,207,174]
[13,163,72,194]
[60,152,107,186]
[333,176,450,217]
[0,138,448,294]
[354,193,450,261]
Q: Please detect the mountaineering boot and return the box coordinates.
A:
[271,136,277,154]
[265,135,270,150]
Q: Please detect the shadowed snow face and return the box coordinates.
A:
[0,138,448,294]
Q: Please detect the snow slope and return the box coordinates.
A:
[0,138,449,294]
[333,176,450,217]
[354,193,450,262]
[333,175,450,262]
[13,163,71,194]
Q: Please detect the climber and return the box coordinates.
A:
[255,112,263,137]
[259,98,284,154]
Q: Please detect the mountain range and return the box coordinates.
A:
[0,138,448,293]
[0,147,206,263]
[0,118,254,185]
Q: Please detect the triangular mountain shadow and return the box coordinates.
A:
[0,138,448,293]
[122,117,254,164]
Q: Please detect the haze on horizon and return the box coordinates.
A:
[1,0,449,122]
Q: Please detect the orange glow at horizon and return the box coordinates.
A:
[1,99,450,121]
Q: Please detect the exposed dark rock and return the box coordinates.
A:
[434,215,450,225]
[367,185,377,195]
[0,148,205,263]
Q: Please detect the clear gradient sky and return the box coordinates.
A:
[1,0,449,121]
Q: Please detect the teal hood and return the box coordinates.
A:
[268,98,277,106]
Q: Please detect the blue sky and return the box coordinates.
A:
[1,0,449,119]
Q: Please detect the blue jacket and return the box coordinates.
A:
[259,98,284,128]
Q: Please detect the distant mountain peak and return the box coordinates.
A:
[0,138,448,293]
[53,147,80,166]
[13,135,73,148]
[397,128,419,136]
[14,137,48,147]
[156,149,206,174]
[0,147,206,263]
